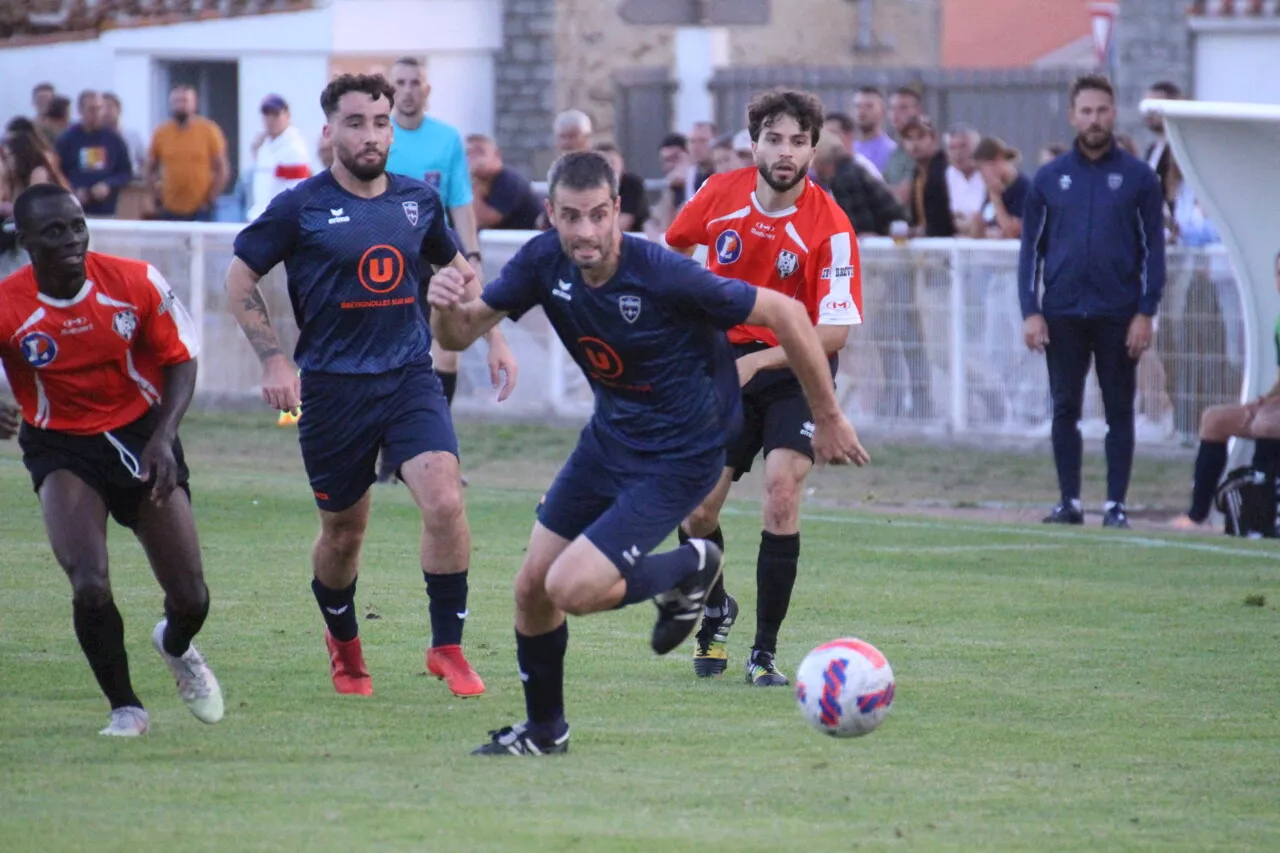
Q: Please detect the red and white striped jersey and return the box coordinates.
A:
[0,252,199,435]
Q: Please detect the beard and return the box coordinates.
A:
[1079,127,1114,153]
[756,159,807,193]
[337,145,387,181]
[171,110,190,124]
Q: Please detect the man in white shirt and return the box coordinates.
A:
[944,123,986,230]
[248,95,313,221]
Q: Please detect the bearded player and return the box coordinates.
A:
[665,89,865,686]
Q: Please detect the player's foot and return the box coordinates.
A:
[325,630,373,696]
[426,644,485,697]
[1169,514,1213,531]
[692,594,739,678]
[151,620,224,724]
[652,539,723,655]
[1043,500,1084,525]
[471,722,570,756]
[1102,503,1131,529]
[745,649,790,687]
[99,706,149,737]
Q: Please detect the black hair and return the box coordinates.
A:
[547,151,618,202]
[320,73,395,119]
[747,88,824,146]
[46,96,71,122]
[660,132,688,152]
[855,85,886,100]
[1070,73,1115,107]
[825,110,855,134]
[891,86,923,104]
[13,183,76,231]
[1148,80,1182,100]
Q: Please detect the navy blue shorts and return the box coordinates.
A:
[298,362,458,512]
[536,424,724,574]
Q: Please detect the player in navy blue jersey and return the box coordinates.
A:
[224,73,518,699]
[427,151,869,755]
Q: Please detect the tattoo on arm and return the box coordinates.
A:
[238,286,284,362]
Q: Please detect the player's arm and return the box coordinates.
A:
[437,251,518,400]
[0,398,18,440]
[663,173,715,258]
[427,267,508,351]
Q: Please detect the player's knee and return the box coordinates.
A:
[319,518,366,561]
[514,561,553,614]
[684,504,720,537]
[1199,405,1232,440]
[69,570,112,609]
[543,567,595,617]
[420,482,465,534]
[763,476,803,532]
[167,577,209,615]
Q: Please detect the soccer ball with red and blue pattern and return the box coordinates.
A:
[794,638,895,738]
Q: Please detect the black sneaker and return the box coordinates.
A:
[1042,501,1084,525]
[1102,504,1131,529]
[745,649,789,687]
[471,722,570,756]
[652,539,723,655]
[692,594,739,678]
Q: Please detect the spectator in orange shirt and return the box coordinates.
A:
[144,85,230,221]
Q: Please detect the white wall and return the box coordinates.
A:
[0,39,112,129]
[1193,28,1280,105]
[238,54,331,175]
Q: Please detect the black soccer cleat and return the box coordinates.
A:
[652,539,723,656]
[1102,504,1131,529]
[745,649,789,687]
[692,594,739,678]
[471,722,570,756]
[1042,501,1085,525]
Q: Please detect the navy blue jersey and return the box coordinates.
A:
[483,232,758,457]
[233,170,458,374]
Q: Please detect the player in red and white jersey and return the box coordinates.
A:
[666,89,870,686]
[0,184,223,736]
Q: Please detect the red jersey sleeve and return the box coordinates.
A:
[664,174,719,249]
[138,265,200,365]
[810,231,864,326]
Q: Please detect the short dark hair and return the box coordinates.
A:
[747,88,824,146]
[855,85,885,100]
[547,151,618,202]
[170,83,196,95]
[13,183,76,231]
[660,132,688,152]
[593,140,620,155]
[891,86,923,104]
[102,91,121,109]
[32,82,54,96]
[1148,80,1182,100]
[320,73,395,119]
[46,96,70,122]
[1070,73,1115,106]
[77,89,99,111]
[825,110,855,134]
[393,56,422,68]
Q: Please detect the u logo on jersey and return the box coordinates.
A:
[19,331,58,368]
[715,229,743,265]
[358,244,406,294]
[577,336,624,380]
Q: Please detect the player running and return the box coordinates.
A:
[427,151,869,755]
[665,88,864,686]
[0,184,223,736]
[225,74,517,698]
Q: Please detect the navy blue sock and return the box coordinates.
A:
[679,525,727,614]
[620,543,701,606]
[312,577,358,642]
[1189,441,1228,522]
[424,571,468,647]
[439,371,457,407]
[516,622,569,738]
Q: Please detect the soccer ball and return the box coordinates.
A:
[794,638,895,738]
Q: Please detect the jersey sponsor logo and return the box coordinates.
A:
[821,265,855,280]
[402,200,419,225]
[61,317,93,336]
[619,294,641,324]
[776,249,799,279]
[19,331,57,367]
[358,244,406,295]
[328,207,350,225]
[821,295,854,314]
[112,309,139,343]
[1108,173,1123,190]
[715,229,743,264]
[578,336,624,380]
[750,222,775,240]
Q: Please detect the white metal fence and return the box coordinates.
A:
[62,221,1248,445]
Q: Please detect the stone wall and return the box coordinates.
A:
[1113,0,1192,141]
[495,0,558,177]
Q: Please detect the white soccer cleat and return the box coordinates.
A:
[152,619,225,724]
[99,706,149,736]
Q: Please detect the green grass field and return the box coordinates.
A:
[1,414,1277,852]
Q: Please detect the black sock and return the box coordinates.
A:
[439,371,457,407]
[312,577,359,642]
[162,590,210,657]
[425,571,468,647]
[620,544,701,606]
[516,622,569,738]
[753,531,800,654]
[679,525,727,615]
[1253,438,1280,476]
[1189,440,1229,522]
[73,597,142,710]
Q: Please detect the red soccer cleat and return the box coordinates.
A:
[426,644,485,697]
[325,630,373,696]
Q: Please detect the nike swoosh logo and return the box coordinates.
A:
[325,605,350,615]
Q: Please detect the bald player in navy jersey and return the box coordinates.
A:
[226,73,517,699]
[429,151,869,755]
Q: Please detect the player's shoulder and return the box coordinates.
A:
[514,229,566,267]
[697,167,756,204]
[387,172,446,206]
[0,265,37,324]
[424,115,464,144]
[622,235,700,283]
[801,179,856,237]
[85,252,164,299]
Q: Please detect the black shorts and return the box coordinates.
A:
[18,408,191,530]
[726,343,837,481]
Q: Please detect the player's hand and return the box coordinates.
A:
[812,413,871,468]
[486,338,519,403]
[1126,313,1154,360]
[0,401,20,440]
[261,355,301,414]
[1023,314,1049,353]
[90,182,111,202]
[736,352,761,387]
[427,267,468,310]
[139,435,179,504]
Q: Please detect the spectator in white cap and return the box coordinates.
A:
[247,94,312,221]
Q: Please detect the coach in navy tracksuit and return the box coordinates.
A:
[1018,75,1166,529]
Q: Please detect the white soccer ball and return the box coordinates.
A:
[794,638,895,738]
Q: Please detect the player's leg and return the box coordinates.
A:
[313,494,375,694]
[1092,317,1139,528]
[1172,402,1254,528]
[1043,316,1092,523]
[432,342,461,407]
[37,470,148,735]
